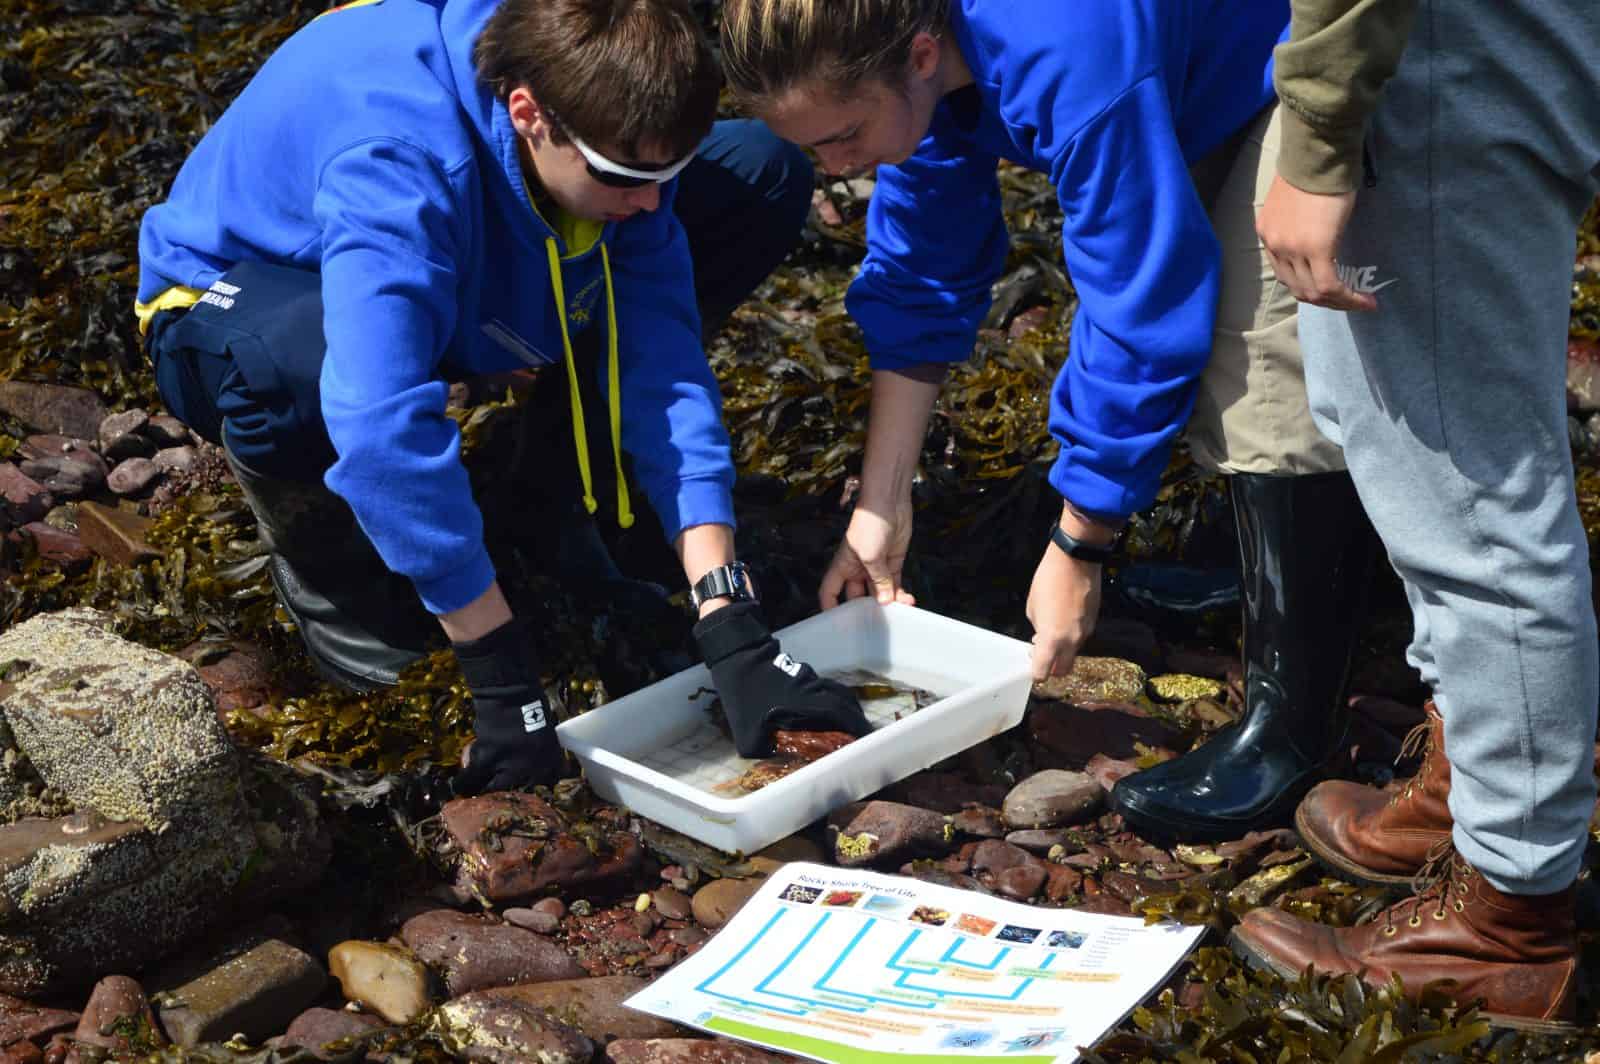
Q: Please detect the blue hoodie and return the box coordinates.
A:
[847,0,1286,519]
[136,0,734,614]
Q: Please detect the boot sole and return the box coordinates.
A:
[1293,802,1421,893]
[1229,926,1579,1035]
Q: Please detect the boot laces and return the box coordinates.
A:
[1388,714,1435,806]
[1382,840,1469,934]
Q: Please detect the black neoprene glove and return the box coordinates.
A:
[452,617,565,796]
[693,602,871,758]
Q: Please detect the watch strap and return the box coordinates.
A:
[691,561,758,609]
[1049,524,1118,565]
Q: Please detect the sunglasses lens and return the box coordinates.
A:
[588,163,653,189]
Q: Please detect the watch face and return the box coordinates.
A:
[734,564,757,601]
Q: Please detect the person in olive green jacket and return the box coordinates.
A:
[1228,0,1600,1033]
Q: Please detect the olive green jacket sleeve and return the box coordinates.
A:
[1273,0,1419,194]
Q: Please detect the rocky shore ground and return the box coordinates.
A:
[3,0,1600,1059]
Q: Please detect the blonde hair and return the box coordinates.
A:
[720,0,949,106]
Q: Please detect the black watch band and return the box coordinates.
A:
[690,561,759,610]
[1049,524,1118,565]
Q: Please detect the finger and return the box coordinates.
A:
[1306,257,1370,312]
[818,560,848,610]
[843,576,868,602]
[1030,637,1057,683]
[895,587,917,606]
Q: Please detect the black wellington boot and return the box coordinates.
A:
[227,449,440,692]
[1109,471,1380,842]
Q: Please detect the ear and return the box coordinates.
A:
[907,30,942,82]
[507,86,553,142]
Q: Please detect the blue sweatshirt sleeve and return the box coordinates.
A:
[313,138,496,615]
[1046,75,1220,518]
[845,135,1009,369]
[604,183,737,539]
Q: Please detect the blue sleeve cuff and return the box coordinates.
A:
[1047,452,1148,525]
[651,475,736,542]
[410,546,497,616]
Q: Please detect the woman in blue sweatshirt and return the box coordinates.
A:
[721,0,1381,840]
[136,0,868,794]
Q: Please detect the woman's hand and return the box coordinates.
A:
[1025,543,1103,681]
[819,498,917,609]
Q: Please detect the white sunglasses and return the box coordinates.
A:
[568,129,697,188]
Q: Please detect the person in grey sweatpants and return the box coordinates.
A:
[1228,0,1600,1031]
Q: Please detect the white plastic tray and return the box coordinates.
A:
[557,599,1032,854]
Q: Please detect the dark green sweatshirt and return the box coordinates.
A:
[1273,0,1419,193]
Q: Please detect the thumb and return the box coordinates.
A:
[1030,638,1054,683]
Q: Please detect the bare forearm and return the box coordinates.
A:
[675,522,737,618]
[858,368,944,509]
[438,580,514,644]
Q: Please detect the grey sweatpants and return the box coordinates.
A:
[1302,0,1600,894]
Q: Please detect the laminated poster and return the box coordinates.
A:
[626,862,1206,1064]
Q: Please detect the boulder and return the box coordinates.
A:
[0,610,326,994]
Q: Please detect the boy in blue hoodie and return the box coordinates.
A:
[136,0,868,795]
[722,0,1381,839]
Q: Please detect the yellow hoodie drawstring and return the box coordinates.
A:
[544,237,634,529]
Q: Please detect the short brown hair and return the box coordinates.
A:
[474,0,720,158]
[720,0,949,107]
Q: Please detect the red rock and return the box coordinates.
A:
[442,792,642,904]
[106,457,161,496]
[606,1039,796,1064]
[834,801,953,867]
[949,806,1007,838]
[1043,864,1083,901]
[71,976,162,1052]
[0,1040,41,1064]
[74,501,158,566]
[0,382,108,440]
[969,839,1032,875]
[995,863,1046,900]
[0,994,78,1048]
[399,909,584,995]
[479,976,681,1042]
[280,1008,383,1060]
[15,522,92,571]
[1073,891,1133,917]
[1084,753,1141,792]
[1007,305,1051,341]
[1569,337,1600,412]
[181,640,276,712]
[0,465,53,526]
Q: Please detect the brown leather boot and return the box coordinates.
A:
[1230,850,1578,1032]
[1295,701,1453,888]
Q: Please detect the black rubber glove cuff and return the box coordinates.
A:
[452,617,564,796]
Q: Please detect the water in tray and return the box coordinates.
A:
[636,669,944,798]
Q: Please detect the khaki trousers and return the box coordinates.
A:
[1186,103,1347,475]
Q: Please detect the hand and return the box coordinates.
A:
[1025,540,1103,682]
[693,602,871,757]
[451,618,566,796]
[819,497,916,610]
[1257,174,1375,312]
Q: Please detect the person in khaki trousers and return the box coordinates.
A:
[1230,0,1600,1031]
[719,0,1379,841]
